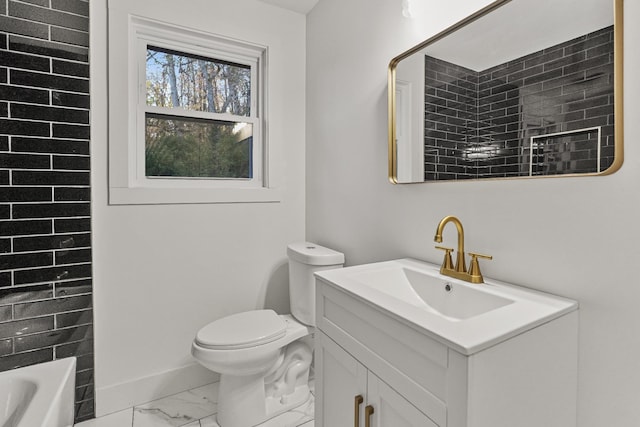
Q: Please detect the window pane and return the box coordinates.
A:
[145,113,253,179]
[146,46,251,116]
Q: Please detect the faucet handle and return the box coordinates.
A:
[467,252,492,283]
[469,252,492,260]
[435,246,454,271]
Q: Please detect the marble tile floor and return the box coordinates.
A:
[75,380,314,427]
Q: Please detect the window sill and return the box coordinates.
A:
[108,186,282,205]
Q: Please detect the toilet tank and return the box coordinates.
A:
[287,242,344,326]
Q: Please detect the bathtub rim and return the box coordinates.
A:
[1,357,77,427]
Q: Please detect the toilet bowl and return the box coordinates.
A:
[191,243,344,427]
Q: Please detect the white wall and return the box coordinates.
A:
[306,1,640,426]
[394,52,425,182]
[91,0,306,415]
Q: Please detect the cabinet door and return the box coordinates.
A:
[315,332,368,427]
[367,372,439,427]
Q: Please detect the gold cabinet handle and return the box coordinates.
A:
[365,405,375,427]
[354,395,363,427]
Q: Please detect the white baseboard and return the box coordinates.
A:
[95,363,220,417]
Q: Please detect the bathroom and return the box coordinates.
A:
[0,0,639,426]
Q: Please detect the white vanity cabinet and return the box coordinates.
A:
[314,277,578,427]
[316,331,437,427]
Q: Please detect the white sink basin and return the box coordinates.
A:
[315,258,578,354]
[351,265,514,320]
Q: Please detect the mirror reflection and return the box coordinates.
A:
[389,0,622,183]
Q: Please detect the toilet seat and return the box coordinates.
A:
[195,309,287,350]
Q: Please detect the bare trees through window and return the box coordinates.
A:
[144,46,254,178]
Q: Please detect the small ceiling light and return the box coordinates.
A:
[402,0,412,18]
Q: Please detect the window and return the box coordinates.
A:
[108,15,278,204]
[144,46,256,180]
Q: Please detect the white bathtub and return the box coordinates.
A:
[0,357,76,427]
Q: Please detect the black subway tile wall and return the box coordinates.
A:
[424,26,614,180]
[0,0,93,422]
[424,58,478,180]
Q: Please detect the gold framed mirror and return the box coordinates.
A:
[388,0,623,183]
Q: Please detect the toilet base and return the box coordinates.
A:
[217,377,310,427]
[216,341,312,427]
[264,383,311,422]
[218,383,310,427]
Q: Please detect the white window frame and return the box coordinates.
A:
[108,14,279,205]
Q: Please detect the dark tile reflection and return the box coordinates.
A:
[423,26,614,180]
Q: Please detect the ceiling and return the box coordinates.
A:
[257,0,320,14]
[420,0,613,71]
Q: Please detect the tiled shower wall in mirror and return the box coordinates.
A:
[424,26,614,180]
[0,0,94,422]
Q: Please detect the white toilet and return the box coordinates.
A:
[191,242,344,427]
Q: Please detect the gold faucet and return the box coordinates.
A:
[434,216,492,284]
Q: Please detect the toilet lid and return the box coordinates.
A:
[195,309,287,350]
